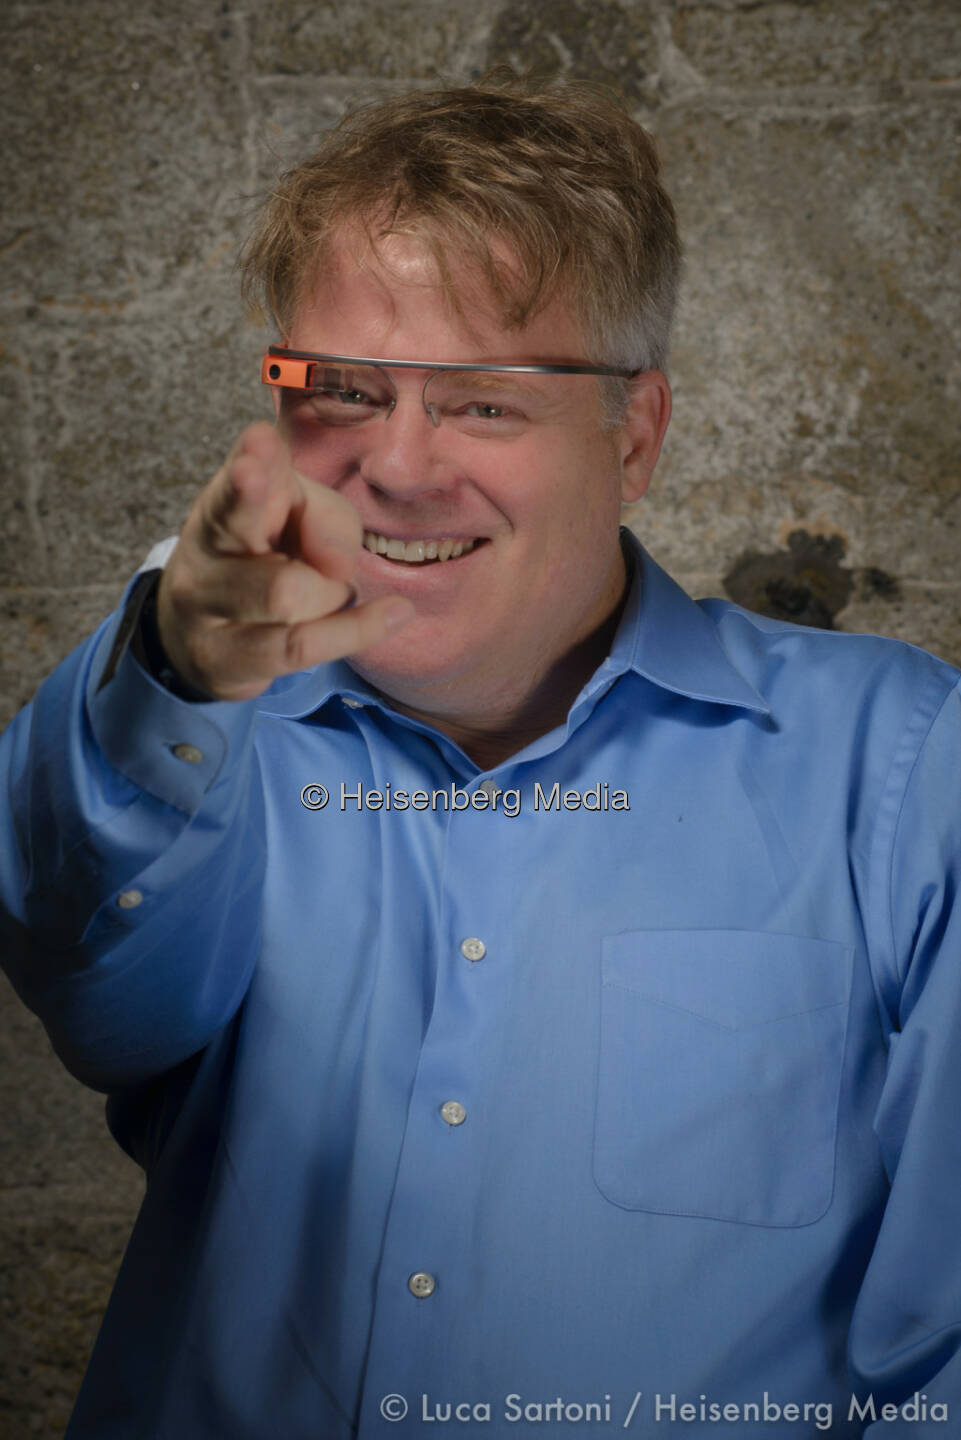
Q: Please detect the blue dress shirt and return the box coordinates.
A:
[2,532,960,1438]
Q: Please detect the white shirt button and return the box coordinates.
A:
[172,743,204,764]
[408,1271,436,1298]
[342,697,363,709]
[440,1101,467,1126]
[477,779,500,797]
[460,937,486,963]
[116,890,143,910]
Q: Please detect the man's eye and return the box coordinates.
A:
[322,387,374,406]
[298,387,387,424]
[465,402,508,420]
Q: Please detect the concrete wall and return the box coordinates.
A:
[1,1,958,1433]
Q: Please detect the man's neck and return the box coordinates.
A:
[376,581,630,772]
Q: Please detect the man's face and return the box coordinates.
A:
[279,231,663,712]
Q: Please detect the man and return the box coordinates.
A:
[2,79,960,1438]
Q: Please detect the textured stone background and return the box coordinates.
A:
[1,0,959,1433]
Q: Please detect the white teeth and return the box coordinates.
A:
[362,530,480,564]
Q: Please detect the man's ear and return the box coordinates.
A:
[618,371,672,505]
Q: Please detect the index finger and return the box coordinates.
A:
[199,422,301,558]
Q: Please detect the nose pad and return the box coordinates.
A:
[421,375,442,429]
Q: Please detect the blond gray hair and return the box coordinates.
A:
[242,75,682,422]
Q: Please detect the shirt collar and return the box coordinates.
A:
[608,529,770,714]
[257,528,770,721]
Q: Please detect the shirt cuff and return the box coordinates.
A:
[85,572,259,815]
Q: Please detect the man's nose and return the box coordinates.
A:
[357,397,453,497]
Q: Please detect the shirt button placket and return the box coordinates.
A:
[361,799,508,1415]
[413,935,486,1306]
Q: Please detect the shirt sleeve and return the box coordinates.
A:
[0,575,266,1092]
[848,677,961,1430]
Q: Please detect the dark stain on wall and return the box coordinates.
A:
[723,530,856,629]
[859,566,902,601]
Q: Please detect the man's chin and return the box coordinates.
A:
[346,626,476,703]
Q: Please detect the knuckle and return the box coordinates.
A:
[197,507,232,557]
[158,579,198,647]
[164,565,197,618]
[283,622,315,673]
[201,621,275,695]
[263,563,306,624]
[184,620,224,674]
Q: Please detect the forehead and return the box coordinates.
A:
[289,226,589,365]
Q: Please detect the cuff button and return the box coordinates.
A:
[172,743,204,764]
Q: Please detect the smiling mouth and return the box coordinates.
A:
[363,530,484,565]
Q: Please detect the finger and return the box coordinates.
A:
[177,552,355,626]
[281,596,416,672]
[201,429,365,588]
[199,423,300,557]
[291,477,364,583]
[185,596,414,700]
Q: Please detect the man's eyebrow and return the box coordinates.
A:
[440,370,560,400]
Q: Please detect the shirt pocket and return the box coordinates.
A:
[594,929,853,1227]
